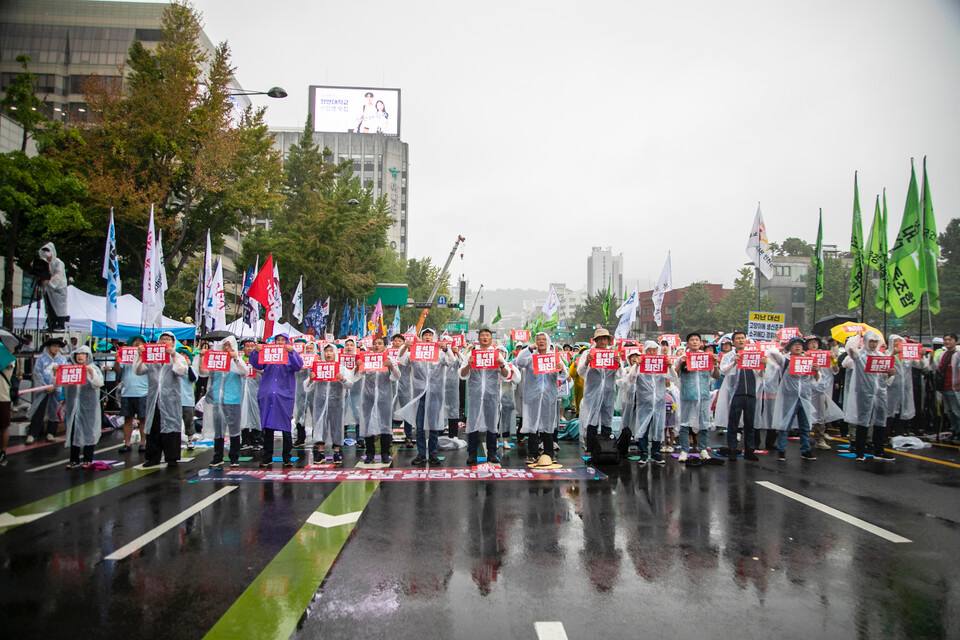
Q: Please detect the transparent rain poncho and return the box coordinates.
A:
[514,335,567,434]
[460,345,512,434]
[842,333,890,428]
[576,345,620,428]
[768,349,818,431]
[358,351,398,437]
[396,332,455,432]
[60,346,103,448]
[713,349,764,429]
[200,336,249,439]
[135,338,190,434]
[306,347,355,445]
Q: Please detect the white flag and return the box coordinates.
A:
[141,206,156,327]
[652,252,673,328]
[542,285,561,319]
[202,230,214,329]
[615,288,638,338]
[152,228,168,324]
[102,209,121,331]
[270,262,283,321]
[292,275,304,322]
[208,258,226,331]
[746,204,774,280]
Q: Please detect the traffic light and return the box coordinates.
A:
[458,279,466,311]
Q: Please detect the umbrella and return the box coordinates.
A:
[0,329,21,352]
[831,322,882,345]
[200,330,235,341]
[812,313,858,337]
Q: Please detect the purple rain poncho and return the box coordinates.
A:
[248,335,304,432]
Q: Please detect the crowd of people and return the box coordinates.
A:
[1,324,958,470]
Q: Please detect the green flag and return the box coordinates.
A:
[541,311,559,332]
[601,280,612,322]
[868,192,889,311]
[491,306,502,324]
[813,209,824,301]
[921,156,940,314]
[847,172,865,310]
[886,160,924,318]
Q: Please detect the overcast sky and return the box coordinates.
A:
[188,0,960,293]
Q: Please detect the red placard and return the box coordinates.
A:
[776,327,802,342]
[143,344,170,364]
[898,342,921,360]
[865,355,894,374]
[639,355,668,374]
[533,352,559,375]
[386,347,400,360]
[590,349,618,370]
[56,364,87,386]
[439,337,454,350]
[658,334,681,349]
[402,333,416,343]
[117,346,137,365]
[260,345,288,365]
[511,329,531,343]
[311,360,340,381]
[685,351,713,372]
[301,353,317,369]
[789,355,816,375]
[451,334,466,348]
[759,341,779,353]
[808,350,831,368]
[411,342,440,362]
[340,353,357,369]
[360,336,374,349]
[292,342,305,353]
[471,349,499,370]
[622,345,641,359]
[737,350,764,370]
[362,352,386,372]
[202,350,230,372]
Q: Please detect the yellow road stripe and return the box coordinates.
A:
[830,436,960,469]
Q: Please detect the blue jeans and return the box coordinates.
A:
[679,425,709,452]
[415,399,438,457]
[777,405,811,455]
[942,391,960,437]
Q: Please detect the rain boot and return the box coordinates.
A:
[363,437,376,464]
[229,435,241,466]
[294,423,306,447]
[380,434,393,464]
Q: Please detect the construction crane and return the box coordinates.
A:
[415,235,465,334]
[466,284,483,324]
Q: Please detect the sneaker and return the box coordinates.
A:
[186,441,195,451]
[700,449,711,461]
[332,451,343,465]
[142,460,161,468]
[66,461,82,469]
[363,455,375,465]
[428,455,442,466]
[637,456,648,466]
[380,453,393,465]
[25,435,35,444]
[777,451,786,462]
[815,441,832,451]
[412,455,427,466]
[801,451,817,461]
[259,462,271,469]
[282,461,293,468]
[651,454,666,466]
[855,454,866,462]
[678,450,689,462]
[45,434,56,442]
[81,462,93,469]
[744,450,759,462]
[209,459,224,468]
[466,456,478,466]
[662,445,674,453]
[875,452,896,463]
[230,461,240,468]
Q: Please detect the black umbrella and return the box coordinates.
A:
[200,330,236,341]
[812,313,858,337]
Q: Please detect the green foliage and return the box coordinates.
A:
[570,292,613,341]
[932,218,960,332]
[674,282,718,336]
[805,255,852,327]
[397,257,453,330]
[775,236,815,257]
[714,267,773,330]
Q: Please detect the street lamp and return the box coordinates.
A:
[226,86,288,99]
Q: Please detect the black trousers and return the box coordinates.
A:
[586,424,611,457]
[29,396,58,439]
[466,431,498,458]
[262,428,292,463]
[854,425,886,456]
[727,395,757,453]
[145,410,181,464]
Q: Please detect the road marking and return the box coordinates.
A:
[306,510,363,528]
[830,436,960,469]
[0,466,161,535]
[26,443,126,473]
[757,481,911,543]
[204,480,380,640]
[535,622,570,640]
[0,511,52,527]
[105,486,238,561]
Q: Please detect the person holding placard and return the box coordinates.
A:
[441,335,464,440]
[514,332,566,465]
[622,341,671,465]
[306,343,355,465]
[498,344,522,452]
[842,332,895,461]
[577,328,621,460]
[177,345,199,451]
[767,337,819,461]
[249,333,303,468]
[460,328,513,465]
[885,335,925,438]
[136,332,189,467]
[805,336,843,450]
[340,338,362,447]
[390,333,415,448]
[114,335,149,453]
[396,328,454,466]
[199,336,249,468]
[715,331,764,462]
[52,346,103,468]
[358,337,400,465]
[292,338,314,447]
[673,332,718,462]
[26,337,68,445]
[936,333,960,442]
[239,339,263,451]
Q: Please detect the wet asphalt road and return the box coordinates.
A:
[1,430,958,640]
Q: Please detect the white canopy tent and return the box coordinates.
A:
[224,317,304,339]
[6,285,195,340]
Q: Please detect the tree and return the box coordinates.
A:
[50,2,283,300]
[398,257,454,331]
[674,282,718,336]
[932,218,960,332]
[570,292,613,341]
[775,237,814,257]
[714,267,773,330]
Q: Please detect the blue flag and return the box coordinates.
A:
[101,209,121,331]
[340,303,351,338]
[390,307,401,337]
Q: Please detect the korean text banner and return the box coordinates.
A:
[310,86,401,136]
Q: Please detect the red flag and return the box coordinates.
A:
[248,254,277,339]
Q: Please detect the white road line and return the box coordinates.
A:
[104,486,238,561]
[26,443,126,473]
[535,622,569,640]
[0,511,53,528]
[756,481,912,544]
[306,510,363,528]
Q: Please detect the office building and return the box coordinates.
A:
[587,246,624,300]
